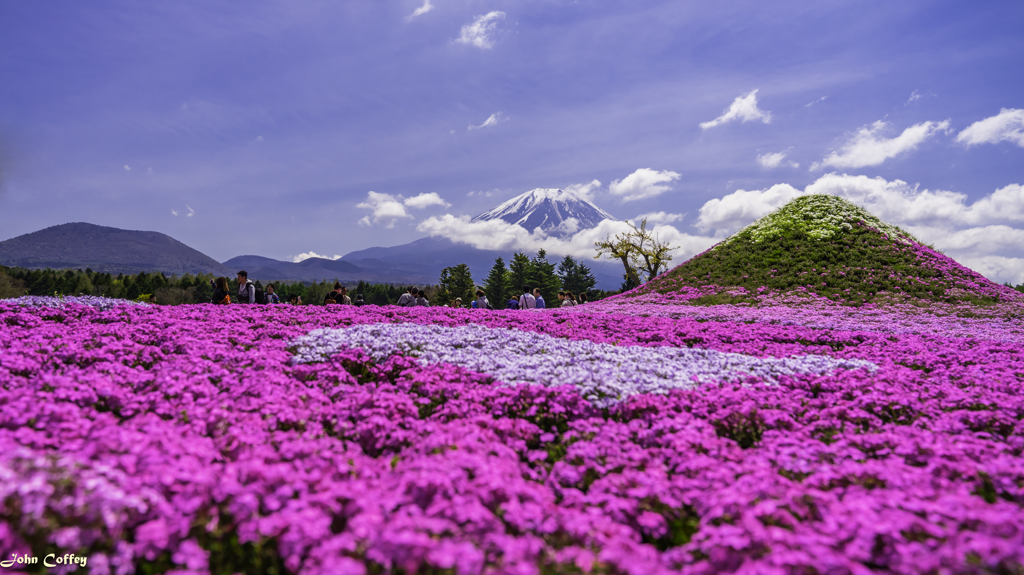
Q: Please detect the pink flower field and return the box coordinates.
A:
[2,297,1023,574]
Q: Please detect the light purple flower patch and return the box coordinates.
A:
[291,324,877,405]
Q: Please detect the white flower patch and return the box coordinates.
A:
[291,323,877,406]
[731,195,916,245]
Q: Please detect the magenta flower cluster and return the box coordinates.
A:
[1,300,1023,574]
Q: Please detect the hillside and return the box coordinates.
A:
[0,222,231,276]
[636,195,1022,306]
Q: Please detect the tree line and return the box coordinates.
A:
[433,251,613,307]
[0,251,616,306]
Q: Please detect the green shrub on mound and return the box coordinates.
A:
[638,195,1012,306]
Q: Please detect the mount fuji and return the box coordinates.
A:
[337,188,622,287]
[471,188,616,237]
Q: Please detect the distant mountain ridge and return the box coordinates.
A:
[0,222,231,276]
[0,188,625,287]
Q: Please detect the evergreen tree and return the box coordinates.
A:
[556,255,597,296]
[436,264,475,307]
[483,257,509,308]
[529,250,560,305]
[508,252,533,299]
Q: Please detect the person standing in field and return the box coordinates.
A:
[533,288,545,309]
[236,271,256,304]
[397,287,415,306]
[265,284,281,304]
[475,289,489,310]
[519,285,536,309]
[213,277,231,304]
[561,291,577,307]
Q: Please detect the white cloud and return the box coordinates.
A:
[124,165,131,171]
[403,192,450,209]
[456,11,505,49]
[171,209,178,216]
[468,112,506,130]
[609,168,681,202]
[906,90,922,104]
[147,167,153,175]
[291,252,343,263]
[565,179,602,202]
[700,89,772,130]
[356,191,451,227]
[757,149,798,169]
[406,0,433,20]
[805,96,827,108]
[254,135,264,142]
[417,214,715,263]
[811,119,951,170]
[695,184,803,235]
[356,191,411,228]
[953,256,1024,286]
[806,175,1024,226]
[186,205,195,217]
[956,108,1024,148]
[634,211,684,224]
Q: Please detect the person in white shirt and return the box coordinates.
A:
[519,285,536,309]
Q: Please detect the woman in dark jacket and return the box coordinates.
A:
[212,277,231,304]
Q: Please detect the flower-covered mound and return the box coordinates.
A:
[635,195,1024,307]
[1,301,1023,575]
[292,324,877,406]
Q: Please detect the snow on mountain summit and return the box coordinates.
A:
[472,188,616,237]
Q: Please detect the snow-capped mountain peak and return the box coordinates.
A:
[471,188,616,237]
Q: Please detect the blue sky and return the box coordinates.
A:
[1,1,1023,280]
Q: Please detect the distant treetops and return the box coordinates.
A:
[636,195,1024,307]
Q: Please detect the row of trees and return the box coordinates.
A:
[0,266,405,305]
[433,250,606,308]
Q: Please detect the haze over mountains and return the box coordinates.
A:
[0,189,625,287]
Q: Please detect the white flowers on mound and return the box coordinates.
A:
[291,323,876,406]
[731,195,917,245]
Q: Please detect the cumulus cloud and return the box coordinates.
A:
[291,252,343,263]
[700,89,772,130]
[124,165,131,171]
[467,189,501,198]
[417,214,716,263]
[634,211,684,224]
[956,108,1024,148]
[904,90,934,105]
[811,119,951,170]
[403,192,450,209]
[356,191,450,227]
[757,149,799,169]
[406,0,433,20]
[696,184,803,235]
[456,11,505,49]
[609,168,681,202]
[468,112,506,130]
[565,179,602,202]
[693,172,1024,284]
[171,209,178,216]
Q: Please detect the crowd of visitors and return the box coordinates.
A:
[211,272,589,310]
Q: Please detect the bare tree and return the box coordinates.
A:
[594,218,677,285]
